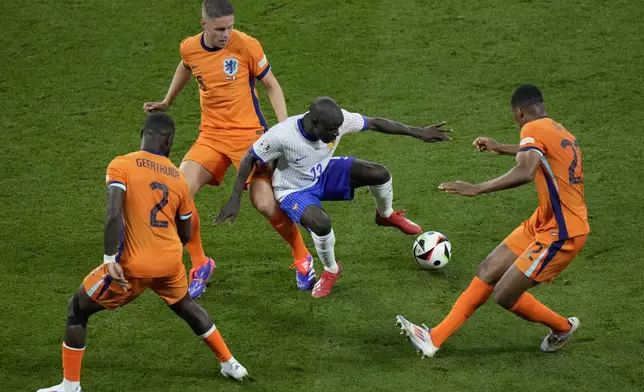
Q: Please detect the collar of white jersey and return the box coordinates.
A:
[297,116,319,142]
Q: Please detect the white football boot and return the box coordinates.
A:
[396,315,439,358]
[37,380,81,392]
[220,357,248,380]
[540,317,580,353]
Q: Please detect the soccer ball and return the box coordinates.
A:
[412,231,452,270]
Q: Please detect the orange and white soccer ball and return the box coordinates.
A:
[412,231,452,270]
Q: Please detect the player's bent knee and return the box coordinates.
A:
[302,209,332,235]
[477,256,507,285]
[371,163,391,183]
[250,191,278,218]
[67,295,90,328]
[493,286,518,310]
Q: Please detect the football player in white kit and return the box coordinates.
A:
[215,97,451,298]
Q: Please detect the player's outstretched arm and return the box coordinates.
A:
[473,137,519,155]
[365,117,452,142]
[439,150,541,197]
[104,186,130,290]
[143,61,192,113]
[259,70,287,123]
[214,150,259,225]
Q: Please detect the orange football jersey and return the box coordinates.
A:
[105,150,192,278]
[519,118,590,241]
[180,30,270,140]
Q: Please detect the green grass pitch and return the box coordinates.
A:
[1,0,643,391]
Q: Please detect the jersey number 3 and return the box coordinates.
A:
[560,139,583,185]
[150,181,169,228]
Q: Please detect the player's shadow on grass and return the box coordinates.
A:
[437,336,594,358]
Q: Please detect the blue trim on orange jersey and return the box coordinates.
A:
[249,76,268,132]
[183,62,191,70]
[107,181,126,187]
[536,240,565,276]
[519,146,544,155]
[361,115,369,131]
[541,167,569,239]
[96,276,113,299]
[257,65,271,80]
[251,145,267,164]
[297,118,318,142]
[200,33,222,52]
[142,149,165,156]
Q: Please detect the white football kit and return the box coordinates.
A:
[251,109,367,202]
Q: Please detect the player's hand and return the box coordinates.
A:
[416,121,452,142]
[438,180,481,197]
[473,137,501,154]
[105,262,131,291]
[143,101,169,113]
[214,197,242,225]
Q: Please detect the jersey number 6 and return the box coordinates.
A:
[150,181,169,228]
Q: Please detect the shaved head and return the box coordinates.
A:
[305,97,344,143]
[142,112,175,136]
[141,113,176,156]
[310,97,343,127]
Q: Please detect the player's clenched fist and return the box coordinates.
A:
[472,137,501,153]
[143,101,170,113]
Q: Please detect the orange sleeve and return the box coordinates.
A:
[179,38,192,70]
[106,157,128,191]
[519,123,546,155]
[177,175,193,220]
[245,36,270,80]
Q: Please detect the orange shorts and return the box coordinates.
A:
[182,133,272,186]
[504,221,587,282]
[82,264,188,309]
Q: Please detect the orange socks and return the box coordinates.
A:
[268,209,309,260]
[509,292,571,334]
[62,343,84,384]
[186,199,208,269]
[430,277,494,347]
[201,325,232,363]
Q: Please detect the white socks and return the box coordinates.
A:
[311,230,338,273]
[63,379,80,392]
[369,178,393,218]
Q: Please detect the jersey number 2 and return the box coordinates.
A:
[150,181,169,228]
[560,139,583,185]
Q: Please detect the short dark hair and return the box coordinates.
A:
[142,112,175,135]
[511,84,543,108]
[202,0,234,19]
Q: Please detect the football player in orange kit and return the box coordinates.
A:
[396,84,590,357]
[37,113,247,392]
[144,0,314,298]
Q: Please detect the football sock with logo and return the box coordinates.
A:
[369,178,394,218]
[509,292,571,334]
[62,343,84,390]
[311,230,338,273]
[200,325,233,363]
[267,209,310,261]
[430,277,494,347]
[186,199,208,269]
